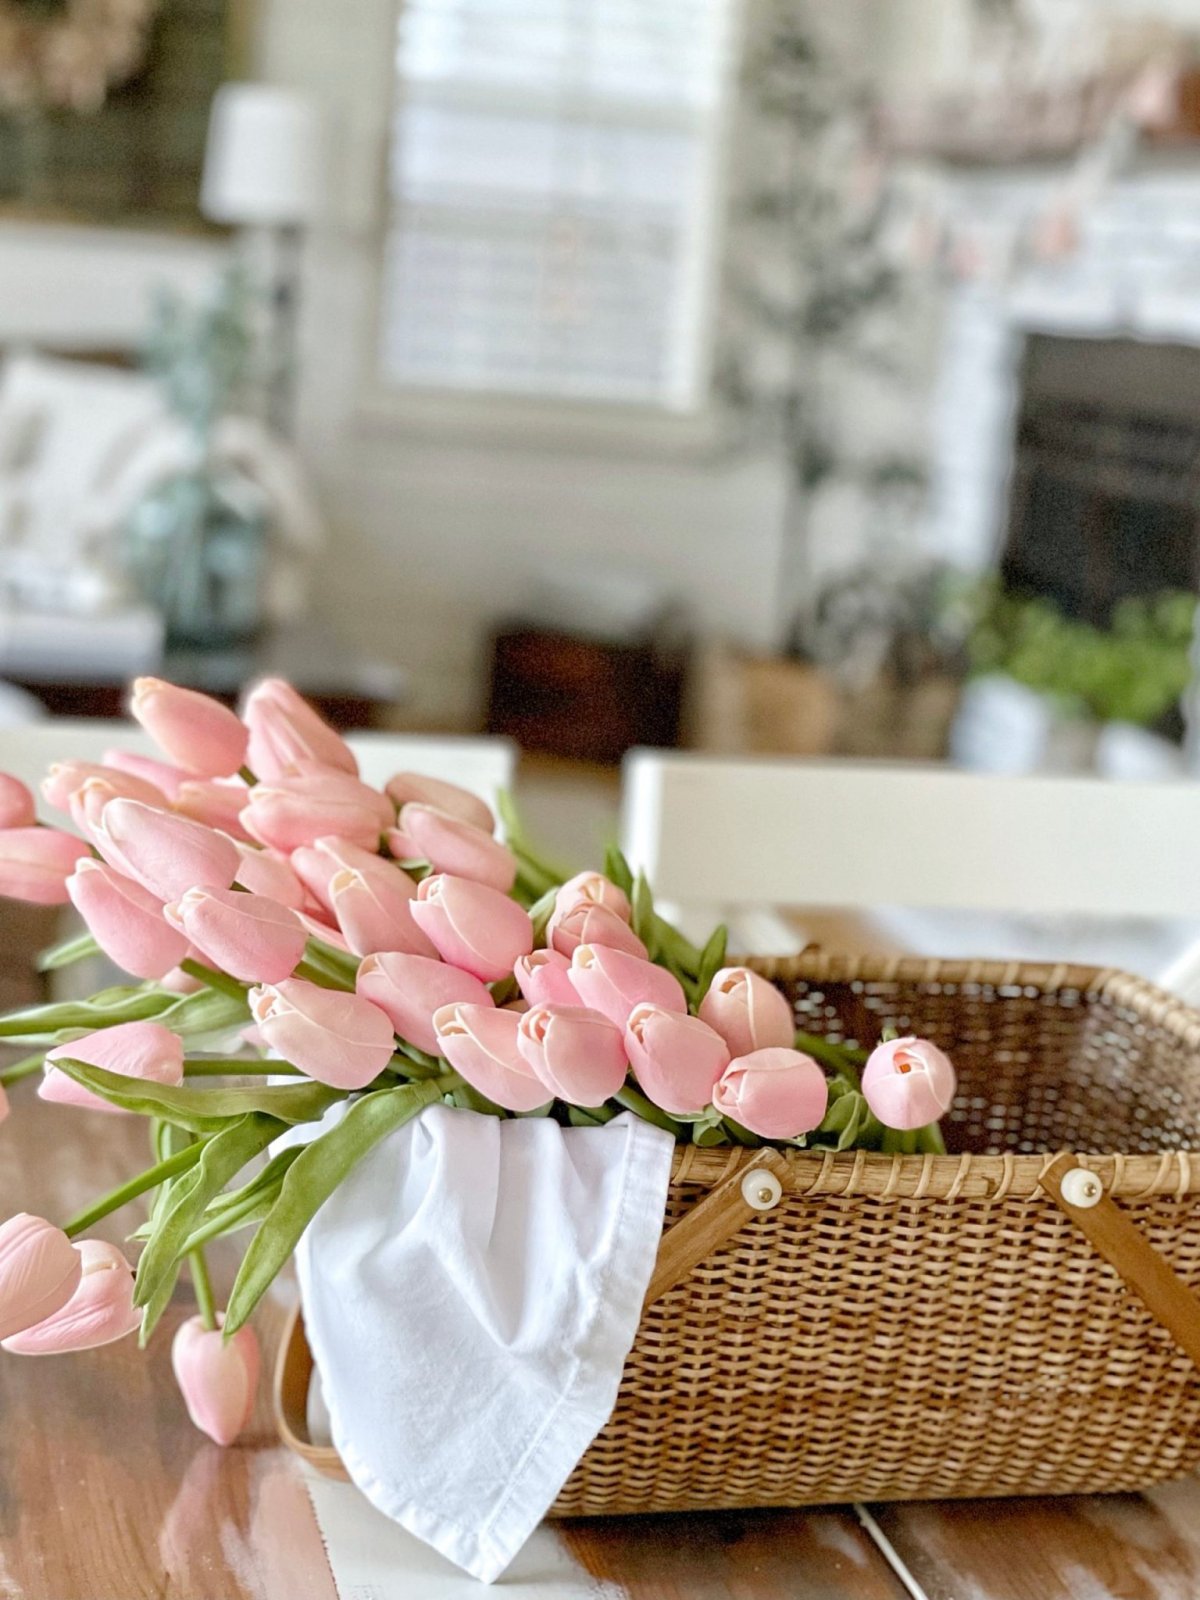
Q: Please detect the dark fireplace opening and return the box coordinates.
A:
[1001,334,1200,626]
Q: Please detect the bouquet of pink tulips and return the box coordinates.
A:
[0,678,956,1445]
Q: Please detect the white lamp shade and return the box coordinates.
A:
[202,83,322,227]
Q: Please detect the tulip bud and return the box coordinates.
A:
[392,804,517,894]
[2,1240,140,1354]
[712,1048,828,1140]
[41,1020,185,1113]
[130,677,249,778]
[698,967,796,1058]
[172,1314,260,1446]
[328,856,437,959]
[243,678,358,780]
[165,888,307,985]
[230,841,307,909]
[514,949,579,1009]
[42,760,165,814]
[174,779,254,842]
[357,951,493,1055]
[249,979,395,1089]
[385,772,493,833]
[549,902,647,960]
[0,1214,81,1341]
[625,1004,730,1115]
[102,748,188,801]
[411,874,533,983]
[861,1036,956,1131]
[433,1003,548,1111]
[551,871,631,927]
[94,798,240,903]
[240,773,390,854]
[0,827,90,905]
[517,1004,627,1105]
[0,773,35,830]
[67,860,189,980]
[568,945,686,1028]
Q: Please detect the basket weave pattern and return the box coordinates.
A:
[549,955,1200,1516]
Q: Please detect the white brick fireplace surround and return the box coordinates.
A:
[927,166,1200,575]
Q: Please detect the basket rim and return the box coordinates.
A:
[715,951,1200,1200]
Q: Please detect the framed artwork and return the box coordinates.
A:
[0,0,254,227]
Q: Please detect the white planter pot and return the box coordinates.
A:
[1095,722,1183,781]
[950,674,1096,774]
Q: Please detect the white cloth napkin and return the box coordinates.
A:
[296,1104,674,1585]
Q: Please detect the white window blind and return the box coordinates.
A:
[379,0,740,410]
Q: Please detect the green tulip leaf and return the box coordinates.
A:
[36,930,102,972]
[50,1059,344,1134]
[136,1113,285,1341]
[0,988,177,1039]
[603,845,635,898]
[693,924,728,1006]
[223,1082,442,1335]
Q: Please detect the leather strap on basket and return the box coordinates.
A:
[643,1149,791,1307]
[1041,1152,1200,1369]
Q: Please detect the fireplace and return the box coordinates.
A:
[1001,334,1200,625]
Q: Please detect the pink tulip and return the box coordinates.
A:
[0,773,35,829]
[0,1081,8,1126]
[698,967,796,1058]
[411,874,532,983]
[230,842,307,909]
[861,1036,956,1131]
[103,748,188,801]
[41,1020,185,1113]
[130,677,249,778]
[240,773,390,853]
[0,1214,81,1341]
[329,857,437,959]
[243,678,358,781]
[514,949,579,1009]
[95,799,240,902]
[393,804,516,893]
[165,889,307,985]
[517,1005,627,1104]
[712,1048,828,1140]
[172,1314,260,1446]
[0,827,91,905]
[550,871,631,930]
[626,1005,731,1115]
[68,860,189,979]
[385,772,493,833]
[357,951,493,1055]
[433,1003,548,1111]
[42,760,164,814]
[161,964,205,995]
[549,902,647,960]
[568,944,686,1028]
[249,979,395,1089]
[70,776,150,847]
[296,909,353,952]
[2,1240,139,1354]
[174,779,254,842]
[290,836,385,911]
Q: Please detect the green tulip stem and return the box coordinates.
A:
[189,1245,219,1332]
[179,959,249,1002]
[62,1140,205,1238]
[613,1086,683,1137]
[182,1059,303,1077]
[0,1051,46,1086]
[294,959,353,992]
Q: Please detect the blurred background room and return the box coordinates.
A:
[1,0,1199,963]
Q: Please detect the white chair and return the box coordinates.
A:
[620,750,1200,985]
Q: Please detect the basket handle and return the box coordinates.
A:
[643,1149,791,1307]
[1041,1152,1200,1368]
[273,1300,351,1480]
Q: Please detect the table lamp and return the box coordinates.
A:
[201,83,322,433]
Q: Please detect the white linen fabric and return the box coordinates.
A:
[296,1104,674,1585]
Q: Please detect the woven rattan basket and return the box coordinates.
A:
[276,952,1200,1514]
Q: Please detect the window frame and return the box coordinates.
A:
[355,0,746,455]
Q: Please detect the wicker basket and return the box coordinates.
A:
[276,953,1200,1514]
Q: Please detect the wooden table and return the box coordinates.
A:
[5,1025,1200,1595]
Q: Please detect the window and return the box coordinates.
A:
[379,0,741,411]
